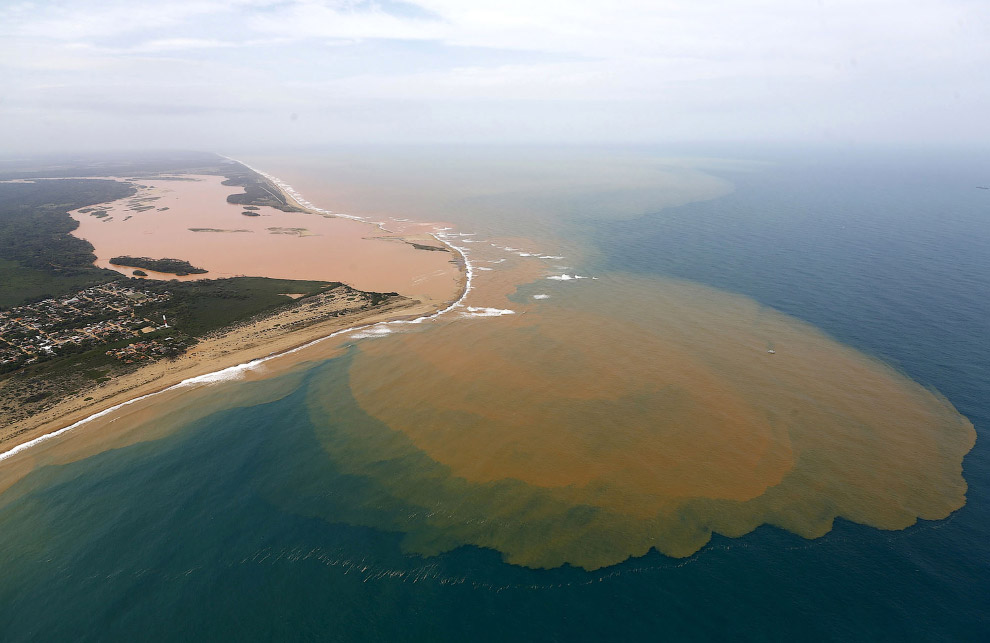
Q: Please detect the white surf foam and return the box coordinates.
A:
[0,356,269,464]
[461,307,516,317]
[349,325,395,340]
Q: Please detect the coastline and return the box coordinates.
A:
[0,160,472,465]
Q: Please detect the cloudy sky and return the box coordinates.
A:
[1,0,987,153]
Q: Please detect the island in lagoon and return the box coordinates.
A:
[109,256,208,276]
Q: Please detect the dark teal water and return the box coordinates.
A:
[1,149,987,641]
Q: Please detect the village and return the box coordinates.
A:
[0,282,178,371]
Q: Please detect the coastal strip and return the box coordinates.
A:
[223,156,370,223]
[0,298,423,463]
[0,161,474,464]
[222,156,477,322]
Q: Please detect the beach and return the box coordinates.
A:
[0,163,469,476]
[0,292,435,458]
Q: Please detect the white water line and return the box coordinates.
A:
[0,157,477,463]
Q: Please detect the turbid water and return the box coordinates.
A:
[69,173,460,303]
[0,146,986,640]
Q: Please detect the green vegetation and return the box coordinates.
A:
[410,242,449,252]
[140,277,339,336]
[110,256,208,276]
[12,325,185,380]
[0,179,135,308]
[0,277,350,425]
[0,258,105,309]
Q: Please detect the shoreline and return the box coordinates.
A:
[0,159,473,464]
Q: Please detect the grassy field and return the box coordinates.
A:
[142,277,339,336]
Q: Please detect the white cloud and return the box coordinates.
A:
[2,1,229,39]
[245,0,446,41]
[0,0,987,151]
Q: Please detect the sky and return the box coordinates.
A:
[0,0,988,153]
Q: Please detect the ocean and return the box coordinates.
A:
[0,146,986,641]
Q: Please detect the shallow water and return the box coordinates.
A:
[0,146,987,640]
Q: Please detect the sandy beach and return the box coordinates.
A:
[0,163,469,476]
[0,291,444,465]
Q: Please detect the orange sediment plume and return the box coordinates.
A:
[321,271,975,569]
[2,158,976,573]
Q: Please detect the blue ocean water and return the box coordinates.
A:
[0,148,987,641]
